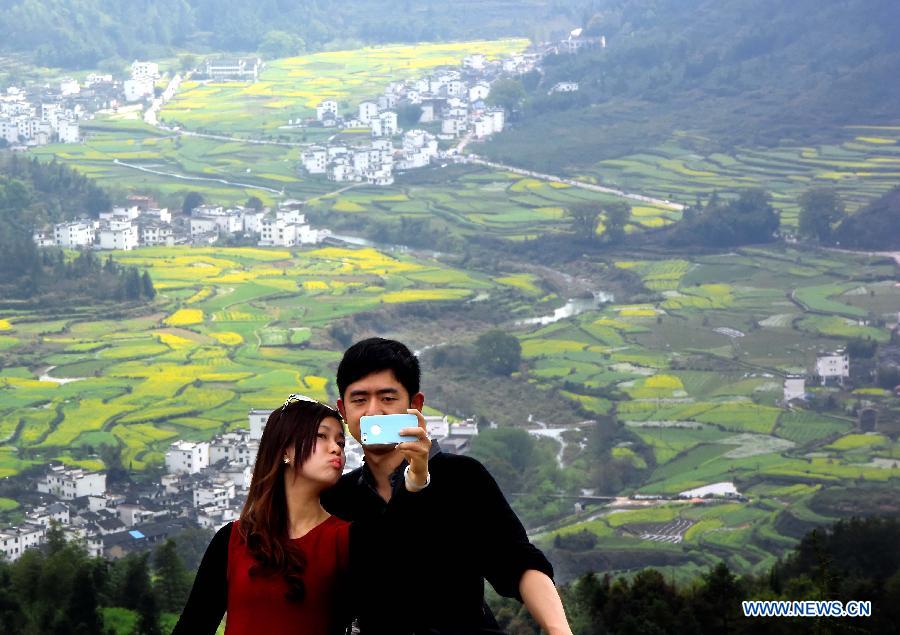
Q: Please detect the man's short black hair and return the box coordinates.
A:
[336,338,420,399]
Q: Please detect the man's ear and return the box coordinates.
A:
[411,392,425,411]
[336,398,346,419]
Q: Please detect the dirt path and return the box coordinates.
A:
[459,155,685,211]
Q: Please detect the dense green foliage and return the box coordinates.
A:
[493,516,900,634]
[667,189,780,247]
[0,525,188,634]
[798,188,846,244]
[475,330,522,376]
[484,0,900,169]
[0,157,154,303]
[832,186,900,250]
[0,0,566,69]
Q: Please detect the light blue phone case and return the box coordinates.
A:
[359,414,418,445]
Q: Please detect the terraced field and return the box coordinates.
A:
[517,246,899,577]
[0,246,503,472]
[582,127,900,226]
[309,168,679,241]
[160,39,527,138]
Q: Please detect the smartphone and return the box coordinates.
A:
[359,414,418,445]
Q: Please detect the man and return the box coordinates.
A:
[322,337,572,634]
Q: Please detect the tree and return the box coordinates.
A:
[565,203,601,240]
[474,330,522,376]
[798,187,845,243]
[153,540,190,613]
[397,103,423,128]
[487,78,526,112]
[141,271,156,299]
[135,589,162,635]
[182,191,204,215]
[179,54,197,72]
[245,196,264,211]
[259,30,305,59]
[65,565,103,635]
[604,202,630,243]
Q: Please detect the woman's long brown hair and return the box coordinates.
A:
[238,399,341,602]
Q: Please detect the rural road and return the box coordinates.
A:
[460,154,685,211]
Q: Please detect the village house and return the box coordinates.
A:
[816,350,850,385]
[165,441,210,475]
[53,220,97,248]
[37,465,107,500]
[783,375,807,402]
[204,57,261,82]
[549,81,580,95]
[316,99,338,122]
[0,525,45,562]
[131,60,160,80]
[98,219,139,251]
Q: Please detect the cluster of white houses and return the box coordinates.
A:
[0,86,82,146]
[0,60,168,149]
[782,350,853,403]
[32,196,333,250]
[0,408,478,562]
[299,49,532,185]
[189,202,331,247]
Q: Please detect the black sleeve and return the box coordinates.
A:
[467,457,555,600]
[171,522,231,635]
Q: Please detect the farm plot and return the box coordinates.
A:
[0,245,503,476]
[581,128,900,225]
[160,40,527,137]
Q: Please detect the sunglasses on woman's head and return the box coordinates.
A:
[281,393,340,415]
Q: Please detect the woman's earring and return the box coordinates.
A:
[283,456,292,465]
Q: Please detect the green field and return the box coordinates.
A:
[0,246,509,470]
[578,128,900,226]
[160,40,527,138]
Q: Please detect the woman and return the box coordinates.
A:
[173,394,430,634]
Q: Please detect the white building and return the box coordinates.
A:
[816,351,850,385]
[488,108,505,133]
[38,466,107,500]
[124,78,154,102]
[0,118,18,144]
[302,146,328,174]
[139,224,174,247]
[221,463,253,489]
[117,504,151,527]
[371,111,398,137]
[54,220,96,248]
[57,119,80,143]
[0,524,45,562]
[469,82,491,103]
[98,221,139,251]
[549,82,580,94]
[358,101,378,124]
[165,441,210,475]
[463,54,486,70]
[316,100,338,122]
[190,216,220,237]
[242,210,266,234]
[193,479,236,508]
[328,162,355,183]
[210,431,257,467]
[783,376,807,402]
[32,231,55,247]
[131,60,160,80]
[249,409,270,441]
[144,207,172,223]
[59,78,81,96]
[25,503,70,528]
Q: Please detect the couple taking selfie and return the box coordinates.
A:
[174,338,572,634]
